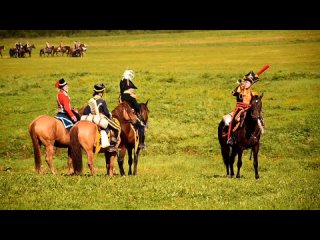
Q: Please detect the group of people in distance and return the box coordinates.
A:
[55,69,146,152]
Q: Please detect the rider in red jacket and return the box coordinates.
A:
[55,78,80,123]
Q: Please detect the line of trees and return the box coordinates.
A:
[0,30,190,38]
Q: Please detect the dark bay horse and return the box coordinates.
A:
[22,44,36,57]
[40,46,54,57]
[218,94,264,179]
[28,105,86,174]
[9,48,19,58]
[117,101,149,176]
[70,102,138,176]
[0,45,4,57]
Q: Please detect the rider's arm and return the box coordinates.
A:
[99,100,111,118]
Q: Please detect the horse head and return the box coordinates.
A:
[250,93,263,120]
[113,102,137,124]
[139,99,150,128]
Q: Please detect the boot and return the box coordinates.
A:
[108,136,118,152]
[100,130,110,148]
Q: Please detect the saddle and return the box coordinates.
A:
[232,106,250,133]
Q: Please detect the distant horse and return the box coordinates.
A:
[40,46,54,57]
[117,101,149,176]
[70,102,138,176]
[0,45,4,58]
[69,44,86,57]
[28,105,86,174]
[22,44,36,57]
[61,46,70,56]
[9,48,19,58]
[218,94,264,179]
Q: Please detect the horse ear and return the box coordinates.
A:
[145,99,150,106]
[260,92,264,99]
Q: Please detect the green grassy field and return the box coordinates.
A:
[0,30,319,209]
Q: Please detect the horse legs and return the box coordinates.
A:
[45,143,56,174]
[128,147,133,175]
[236,149,243,178]
[229,147,237,177]
[106,153,117,176]
[253,145,260,179]
[133,148,140,175]
[86,150,96,175]
[117,147,126,176]
[67,148,73,175]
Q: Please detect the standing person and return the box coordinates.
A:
[82,83,121,151]
[119,69,146,149]
[55,78,80,128]
[227,70,260,145]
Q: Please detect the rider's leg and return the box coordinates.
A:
[227,107,239,145]
[100,129,110,148]
[107,118,121,148]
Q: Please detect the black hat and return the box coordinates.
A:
[55,78,67,89]
[93,83,105,92]
[127,79,137,89]
[243,71,259,84]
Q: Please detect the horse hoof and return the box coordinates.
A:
[255,175,260,179]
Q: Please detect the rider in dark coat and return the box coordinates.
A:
[119,70,146,149]
[82,83,121,151]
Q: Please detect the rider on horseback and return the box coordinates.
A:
[82,83,121,151]
[227,70,261,145]
[45,41,50,51]
[55,78,80,128]
[119,69,146,149]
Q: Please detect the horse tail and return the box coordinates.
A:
[28,121,41,173]
[70,124,83,175]
[218,120,230,167]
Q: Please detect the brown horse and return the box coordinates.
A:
[218,94,264,179]
[70,102,138,176]
[28,106,86,174]
[117,101,149,176]
[0,45,4,58]
[22,44,35,57]
[40,46,54,57]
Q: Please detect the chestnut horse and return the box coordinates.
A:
[70,102,138,176]
[218,94,264,179]
[117,101,149,176]
[28,105,86,174]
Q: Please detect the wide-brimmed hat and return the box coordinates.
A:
[94,83,105,92]
[55,78,67,89]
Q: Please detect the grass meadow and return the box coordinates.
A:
[0,30,319,209]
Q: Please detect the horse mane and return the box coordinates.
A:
[112,102,131,123]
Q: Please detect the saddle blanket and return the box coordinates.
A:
[55,113,74,129]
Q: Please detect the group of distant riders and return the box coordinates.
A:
[8,40,87,58]
[9,41,34,58]
[41,40,87,57]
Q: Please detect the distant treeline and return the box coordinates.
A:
[0,30,190,38]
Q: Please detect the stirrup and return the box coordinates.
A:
[227,138,233,145]
[138,143,147,149]
[107,145,118,152]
